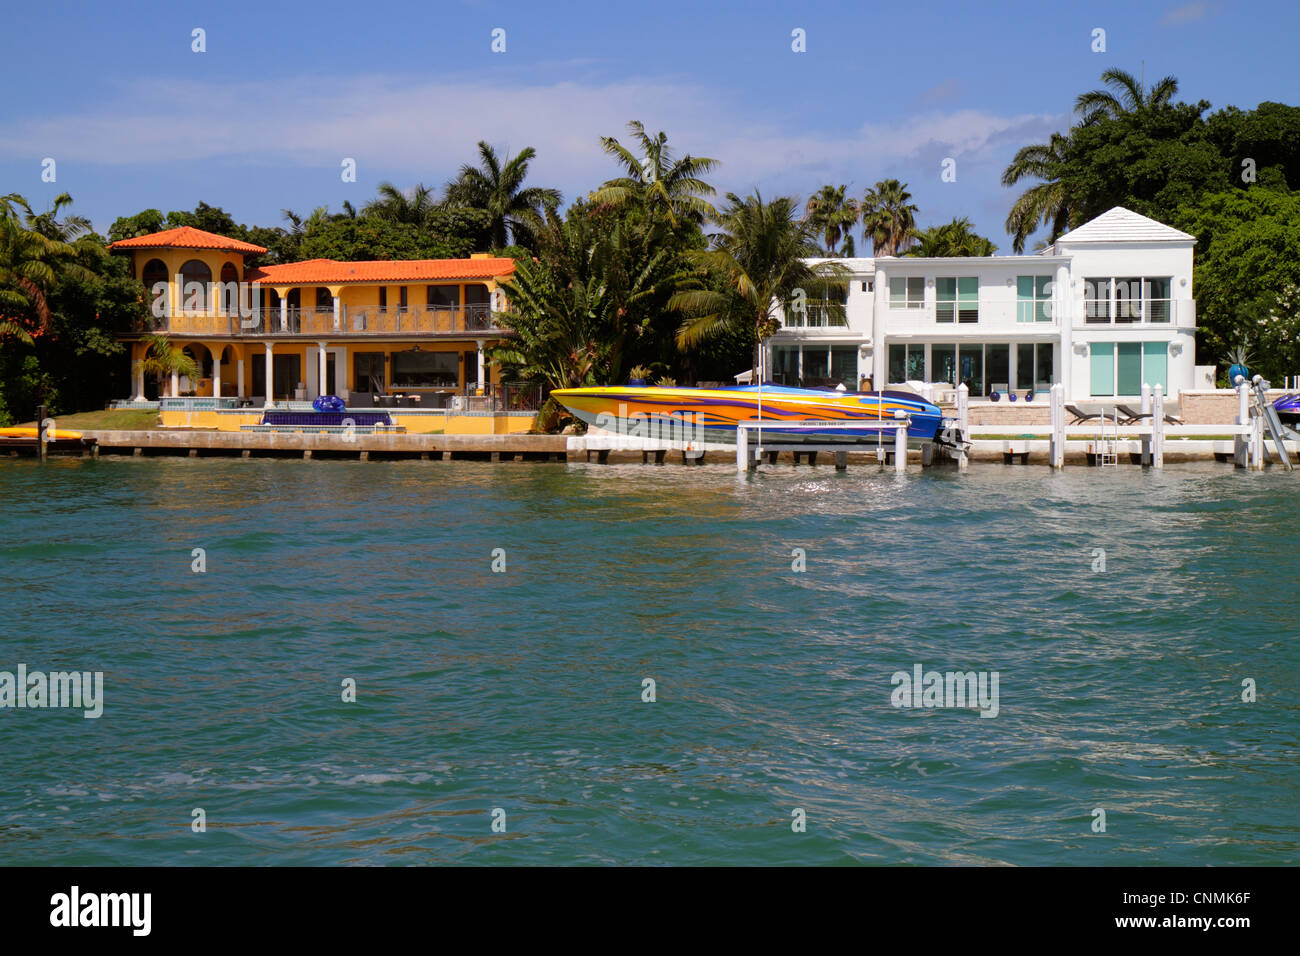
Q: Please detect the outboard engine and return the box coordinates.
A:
[931,418,972,460]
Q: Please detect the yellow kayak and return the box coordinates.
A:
[0,426,84,440]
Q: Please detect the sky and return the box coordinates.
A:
[2,0,1298,252]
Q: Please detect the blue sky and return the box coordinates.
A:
[2,0,1297,251]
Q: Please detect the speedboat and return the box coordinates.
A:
[1273,394,1300,426]
[551,383,955,447]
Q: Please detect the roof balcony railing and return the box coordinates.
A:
[136,304,505,337]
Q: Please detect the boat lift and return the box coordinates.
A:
[1246,375,1294,470]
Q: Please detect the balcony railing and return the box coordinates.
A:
[136,304,503,337]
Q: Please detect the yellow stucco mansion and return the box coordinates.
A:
[110,226,518,410]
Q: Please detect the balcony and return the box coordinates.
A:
[134,304,505,338]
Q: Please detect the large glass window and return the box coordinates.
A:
[391,350,457,387]
[986,344,1010,394]
[830,346,858,387]
[142,258,168,314]
[889,344,906,384]
[803,348,830,382]
[1146,278,1172,323]
[937,277,978,323]
[316,286,332,310]
[1085,278,1110,323]
[1036,343,1054,388]
[889,276,925,308]
[353,352,386,395]
[1117,341,1142,392]
[1017,275,1053,323]
[772,345,799,384]
[1089,342,1165,395]
[957,344,983,393]
[1143,341,1168,390]
[932,344,956,385]
[427,284,460,307]
[1115,278,1143,323]
[179,259,212,312]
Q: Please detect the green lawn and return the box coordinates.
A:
[17,409,161,430]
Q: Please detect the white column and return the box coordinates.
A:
[264,341,274,407]
[1050,382,1065,469]
[133,358,145,402]
[872,265,887,389]
[894,422,907,473]
[476,339,485,392]
[279,297,288,332]
[957,383,969,473]
[213,350,221,399]
[1152,384,1165,469]
[237,357,245,398]
[333,295,341,331]
[1056,264,1072,400]
[318,342,328,397]
[1140,382,1151,465]
[1235,380,1249,467]
[170,369,179,397]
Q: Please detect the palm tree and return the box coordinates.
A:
[591,121,719,227]
[23,193,92,243]
[362,182,439,227]
[804,185,860,256]
[670,191,845,380]
[1001,131,1079,253]
[907,217,997,257]
[444,142,561,249]
[137,333,199,396]
[860,179,918,256]
[1075,68,1179,125]
[0,200,78,334]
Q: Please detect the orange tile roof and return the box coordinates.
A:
[107,226,268,254]
[246,257,516,285]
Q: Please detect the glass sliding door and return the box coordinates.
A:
[1143,341,1168,391]
[957,344,983,394]
[1116,342,1142,394]
[986,344,1009,395]
[1090,344,1115,396]
[931,344,956,385]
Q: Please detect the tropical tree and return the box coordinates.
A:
[0,199,79,334]
[1000,132,1081,253]
[804,184,859,256]
[24,193,92,243]
[363,182,440,227]
[670,191,845,380]
[494,201,699,429]
[1076,68,1179,125]
[444,142,561,250]
[907,217,997,257]
[860,179,918,255]
[591,121,720,227]
[137,333,200,395]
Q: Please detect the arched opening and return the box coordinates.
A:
[180,259,213,312]
[220,262,240,315]
[142,258,168,317]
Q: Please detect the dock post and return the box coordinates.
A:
[1050,383,1065,469]
[894,424,907,473]
[834,451,847,471]
[1235,379,1249,467]
[1252,402,1265,470]
[36,404,47,461]
[1140,382,1152,465]
[736,424,748,472]
[1152,385,1165,469]
[956,384,969,472]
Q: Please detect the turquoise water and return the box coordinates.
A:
[0,457,1297,865]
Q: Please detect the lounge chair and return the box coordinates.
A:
[1066,404,1103,424]
[1116,404,1182,425]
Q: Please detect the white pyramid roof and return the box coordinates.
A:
[1055,206,1195,244]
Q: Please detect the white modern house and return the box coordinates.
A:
[769,207,1200,404]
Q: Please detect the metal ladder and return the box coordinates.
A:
[1250,378,1294,469]
[1096,409,1119,467]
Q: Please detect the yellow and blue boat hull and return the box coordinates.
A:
[551,385,946,446]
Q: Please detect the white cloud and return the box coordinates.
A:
[1160,2,1214,25]
[0,74,1059,207]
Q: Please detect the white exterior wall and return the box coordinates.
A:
[767,214,1197,403]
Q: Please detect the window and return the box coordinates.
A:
[316,287,332,310]
[1086,277,1173,322]
[1090,342,1168,395]
[808,285,848,327]
[1115,278,1143,323]
[220,263,240,315]
[427,285,460,308]
[937,277,978,323]
[772,345,798,384]
[179,259,212,312]
[398,286,408,312]
[862,281,872,292]
[830,346,858,388]
[1085,278,1110,322]
[932,344,956,385]
[1016,275,1053,323]
[957,344,983,393]
[889,276,925,308]
[353,352,385,395]
[142,258,168,313]
[378,287,387,310]
[887,344,925,384]
[391,350,457,387]
[985,344,1009,394]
